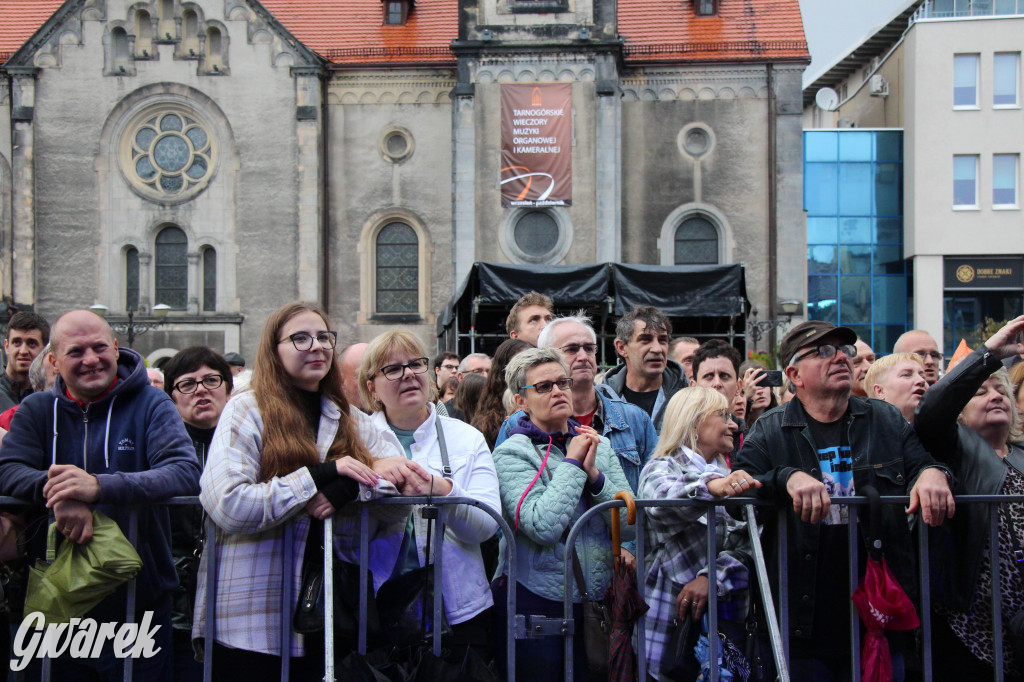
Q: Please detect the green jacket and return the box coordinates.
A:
[493,433,634,602]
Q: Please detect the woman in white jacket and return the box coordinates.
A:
[358,330,501,658]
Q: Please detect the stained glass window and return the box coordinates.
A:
[126,247,140,312]
[203,248,216,312]
[375,223,418,314]
[155,227,188,310]
[125,108,214,201]
[674,216,718,265]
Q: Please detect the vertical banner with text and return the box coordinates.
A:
[500,84,572,207]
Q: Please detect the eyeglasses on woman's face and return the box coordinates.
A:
[173,374,224,395]
[279,331,338,352]
[520,377,574,395]
[708,408,737,423]
[379,356,430,381]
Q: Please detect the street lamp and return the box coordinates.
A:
[747,300,803,350]
[90,303,171,347]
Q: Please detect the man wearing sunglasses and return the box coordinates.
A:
[735,320,954,680]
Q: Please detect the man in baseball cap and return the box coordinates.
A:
[734,320,954,677]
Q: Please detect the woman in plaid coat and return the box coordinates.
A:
[638,386,759,681]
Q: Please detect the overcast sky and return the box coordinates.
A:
[799,0,913,87]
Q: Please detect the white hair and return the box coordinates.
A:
[536,311,597,349]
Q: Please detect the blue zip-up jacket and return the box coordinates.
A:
[0,347,201,611]
[495,384,658,494]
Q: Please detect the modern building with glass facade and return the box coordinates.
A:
[803,0,1023,356]
[804,130,908,352]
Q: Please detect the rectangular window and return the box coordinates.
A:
[994,154,1019,206]
[954,54,979,107]
[696,0,716,15]
[953,155,979,207]
[994,53,1020,107]
[385,1,403,24]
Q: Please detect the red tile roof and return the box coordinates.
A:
[0,0,64,62]
[0,0,807,67]
[619,0,809,63]
[258,0,458,66]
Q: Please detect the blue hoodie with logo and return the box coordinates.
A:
[0,347,200,613]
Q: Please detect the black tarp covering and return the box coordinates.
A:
[612,264,746,317]
[437,262,749,356]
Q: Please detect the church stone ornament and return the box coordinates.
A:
[119,106,216,204]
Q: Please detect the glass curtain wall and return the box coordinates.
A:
[804,130,909,352]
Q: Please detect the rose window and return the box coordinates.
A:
[120,106,216,203]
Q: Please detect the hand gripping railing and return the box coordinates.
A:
[200,494,516,682]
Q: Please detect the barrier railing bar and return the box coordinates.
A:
[124,506,139,682]
[917,514,932,682]
[203,514,216,682]
[742,504,789,682]
[433,515,447,657]
[323,515,336,682]
[706,504,719,682]
[777,509,789,663]
[635,506,648,682]
[991,505,1005,682]
[848,504,861,682]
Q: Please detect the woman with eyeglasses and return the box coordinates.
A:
[915,316,1024,681]
[358,330,501,661]
[193,302,408,680]
[490,347,633,681]
[638,386,761,681]
[161,347,234,682]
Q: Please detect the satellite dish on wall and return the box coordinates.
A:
[815,87,840,111]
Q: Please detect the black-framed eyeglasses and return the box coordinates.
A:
[790,343,857,366]
[559,343,598,356]
[174,374,224,395]
[279,331,338,352]
[380,357,430,381]
[520,377,574,394]
[440,363,459,371]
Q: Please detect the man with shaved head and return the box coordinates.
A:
[893,329,943,385]
[0,310,200,678]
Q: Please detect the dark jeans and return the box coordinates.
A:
[491,576,602,682]
[172,629,202,682]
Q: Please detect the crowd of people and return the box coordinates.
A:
[0,294,1019,682]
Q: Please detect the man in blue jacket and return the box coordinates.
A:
[0,310,200,681]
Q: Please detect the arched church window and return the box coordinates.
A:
[155,227,188,310]
[202,247,217,312]
[126,247,140,311]
[135,10,153,57]
[375,223,418,314]
[674,216,719,265]
[123,108,215,202]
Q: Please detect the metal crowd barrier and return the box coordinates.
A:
[8,492,1024,681]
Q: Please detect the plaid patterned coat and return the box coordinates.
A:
[638,447,752,680]
[191,390,406,657]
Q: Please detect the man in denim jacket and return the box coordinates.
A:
[735,320,954,680]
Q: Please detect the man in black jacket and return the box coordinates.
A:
[735,320,954,680]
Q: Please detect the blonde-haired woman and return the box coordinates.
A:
[194,302,410,680]
[358,330,501,660]
[639,386,761,681]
